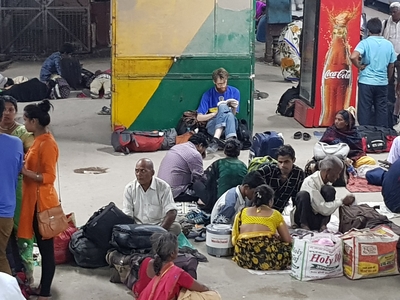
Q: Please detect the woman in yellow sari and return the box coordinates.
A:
[232,184,292,270]
[0,95,34,281]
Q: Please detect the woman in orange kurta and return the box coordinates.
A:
[18,100,59,300]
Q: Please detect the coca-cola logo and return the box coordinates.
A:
[323,69,351,80]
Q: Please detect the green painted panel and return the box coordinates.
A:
[183,4,253,55]
[129,59,253,131]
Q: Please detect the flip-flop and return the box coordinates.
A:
[294,131,302,139]
[97,106,111,115]
[303,133,311,141]
[194,229,207,242]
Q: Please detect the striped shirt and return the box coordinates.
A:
[158,142,204,198]
[259,163,305,213]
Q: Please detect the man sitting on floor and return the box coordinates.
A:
[40,42,75,82]
[122,158,181,235]
[258,145,305,213]
[211,171,266,224]
[292,156,355,231]
[382,158,400,213]
[197,68,240,151]
[158,133,209,203]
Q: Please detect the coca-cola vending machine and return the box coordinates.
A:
[294,0,362,127]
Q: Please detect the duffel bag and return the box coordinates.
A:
[357,125,398,153]
[82,202,135,250]
[69,229,108,268]
[106,250,148,284]
[249,131,284,162]
[111,126,164,153]
[110,224,167,254]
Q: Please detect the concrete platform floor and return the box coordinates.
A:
[3,6,400,300]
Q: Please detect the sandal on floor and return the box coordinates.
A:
[194,228,206,242]
[303,132,311,141]
[97,106,111,115]
[294,131,302,139]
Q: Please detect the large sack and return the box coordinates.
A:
[341,226,399,280]
[291,233,343,281]
[54,213,78,265]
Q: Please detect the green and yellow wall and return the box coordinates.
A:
[112,0,255,130]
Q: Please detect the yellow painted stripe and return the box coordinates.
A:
[114,0,215,57]
[111,59,173,127]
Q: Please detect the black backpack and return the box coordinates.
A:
[60,57,82,90]
[276,85,299,117]
[236,119,252,150]
[69,229,108,268]
[81,202,135,250]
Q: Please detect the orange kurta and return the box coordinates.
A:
[18,133,59,239]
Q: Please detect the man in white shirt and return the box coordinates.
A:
[292,156,355,231]
[383,2,400,126]
[122,158,181,235]
[0,272,26,300]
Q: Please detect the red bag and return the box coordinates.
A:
[54,213,78,265]
[111,126,164,153]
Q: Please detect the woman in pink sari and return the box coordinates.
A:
[134,233,211,300]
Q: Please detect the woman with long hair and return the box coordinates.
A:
[18,100,59,300]
[0,95,35,280]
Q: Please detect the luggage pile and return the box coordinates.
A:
[69,202,135,268]
[291,204,400,281]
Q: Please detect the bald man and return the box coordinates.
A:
[292,156,355,231]
[122,158,181,235]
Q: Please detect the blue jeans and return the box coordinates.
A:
[206,104,238,139]
[357,83,388,128]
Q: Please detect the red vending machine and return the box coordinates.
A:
[294,0,363,127]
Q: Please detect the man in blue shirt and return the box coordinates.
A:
[382,158,400,213]
[0,98,23,274]
[351,17,397,128]
[197,68,240,151]
[40,42,75,82]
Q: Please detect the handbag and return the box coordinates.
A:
[313,142,350,160]
[36,142,69,240]
[37,205,69,240]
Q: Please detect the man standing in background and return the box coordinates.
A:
[382,2,400,127]
[0,98,24,274]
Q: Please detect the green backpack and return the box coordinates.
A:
[248,155,277,172]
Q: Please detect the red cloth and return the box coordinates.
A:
[346,176,382,193]
[136,262,194,300]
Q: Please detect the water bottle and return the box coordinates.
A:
[347,165,357,177]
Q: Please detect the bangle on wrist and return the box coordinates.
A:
[36,173,40,180]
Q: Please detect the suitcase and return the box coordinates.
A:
[110,224,167,254]
[249,131,284,162]
[69,229,108,268]
[82,202,135,250]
